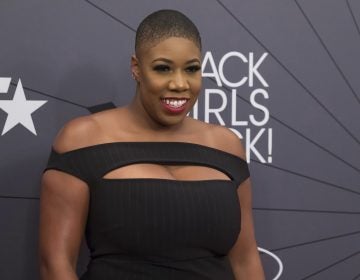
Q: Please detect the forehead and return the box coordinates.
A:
[137,37,201,61]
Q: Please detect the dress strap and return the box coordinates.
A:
[43,142,250,186]
[44,147,90,183]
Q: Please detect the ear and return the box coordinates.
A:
[131,54,140,81]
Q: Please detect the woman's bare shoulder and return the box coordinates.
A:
[212,125,246,160]
[190,118,246,160]
[52,114,101,153]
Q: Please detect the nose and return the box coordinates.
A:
[169,71,190,91]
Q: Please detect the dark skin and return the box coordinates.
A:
[39,37,265,280]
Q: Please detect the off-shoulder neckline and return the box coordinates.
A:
[51,141,247,163]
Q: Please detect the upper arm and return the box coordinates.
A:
[39,116,97,268]
[213,126,259,259]
[39,169,89,269]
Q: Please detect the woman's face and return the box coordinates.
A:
[131,37,202,128]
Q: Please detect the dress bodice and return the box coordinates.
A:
[43,141,250,280]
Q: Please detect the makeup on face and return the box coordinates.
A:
[135,37,202,124]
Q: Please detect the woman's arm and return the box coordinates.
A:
[39,169,89,280]
[228,178,265,280]
[214,125,265,279]
[39,119,92,280]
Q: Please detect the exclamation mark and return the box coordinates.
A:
[268,128,272,163]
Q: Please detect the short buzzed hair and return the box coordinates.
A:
[135,9,202,55]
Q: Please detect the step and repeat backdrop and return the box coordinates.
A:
[1,1,360,279]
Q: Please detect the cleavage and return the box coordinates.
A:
[102,163,231,181]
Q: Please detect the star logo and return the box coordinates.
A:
[0,78,47,135]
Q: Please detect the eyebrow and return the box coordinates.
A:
[152,58,200,64]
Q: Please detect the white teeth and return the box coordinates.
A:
[162,98,187,108]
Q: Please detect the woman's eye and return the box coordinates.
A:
[186,65,201,73]
[153,65,170,72]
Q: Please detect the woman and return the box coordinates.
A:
[39,9,265,280]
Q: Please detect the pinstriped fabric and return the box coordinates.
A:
[44,141,249,186]
[43,142,250,280]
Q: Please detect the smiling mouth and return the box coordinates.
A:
[160,98,189,108]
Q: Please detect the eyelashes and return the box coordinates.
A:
[152,64,201,73]
[153,65,170,72]
[186,65,201,73]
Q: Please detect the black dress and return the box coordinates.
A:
[43,141,250,280]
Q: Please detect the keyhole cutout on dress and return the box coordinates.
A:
[102,163,232,181]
